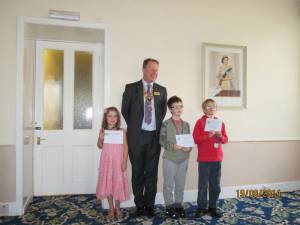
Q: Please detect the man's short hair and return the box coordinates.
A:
[143,58,159,68]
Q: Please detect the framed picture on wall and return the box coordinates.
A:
[202,43,247,108]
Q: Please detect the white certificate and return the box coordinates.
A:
[204,118,222,132]
[176,134,195,148]
[104,130,123,144]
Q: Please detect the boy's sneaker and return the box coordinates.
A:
[194,208,208,217]
[165,207,178,219]
[208,207,223,218]
[175,207,186,218]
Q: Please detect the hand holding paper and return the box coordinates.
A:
[174,144,183,150]
[176,134,195,148]
[215,131,222,137]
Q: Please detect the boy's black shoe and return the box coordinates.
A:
[195,208,208,217]
[145,206,155,218]
[208,207,223,218]
[165,207,178,219]
[136,206,145,217]
[175,207,186,218]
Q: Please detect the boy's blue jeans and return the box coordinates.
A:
[197,162,222,209]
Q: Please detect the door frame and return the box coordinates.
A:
[16,16,110,215]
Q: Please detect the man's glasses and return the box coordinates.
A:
[205,105,216,109]
[171,105,184,109]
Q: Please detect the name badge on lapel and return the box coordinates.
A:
[153,91,160,96]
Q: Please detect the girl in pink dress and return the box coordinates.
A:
[96,107,130,220]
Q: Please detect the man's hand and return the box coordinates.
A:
[174,144,183,151]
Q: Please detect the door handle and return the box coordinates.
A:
[37,137,46,145]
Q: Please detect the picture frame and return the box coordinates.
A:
[202,43,247,108]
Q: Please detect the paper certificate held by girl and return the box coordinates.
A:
[104,130,124,144]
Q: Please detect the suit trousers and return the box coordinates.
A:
[128,130,161,208]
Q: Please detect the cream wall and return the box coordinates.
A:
[0,0,300,203]
[0,0,300,144]
[0,146,16,202]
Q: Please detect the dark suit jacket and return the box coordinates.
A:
[121,80,167,148]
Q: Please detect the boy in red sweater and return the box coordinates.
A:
[193,99,228,219]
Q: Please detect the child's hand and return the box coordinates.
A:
[182,147,192,152]
[99,128,105,140]
[97,128,105,149]
[121,160,127,172]
[174,144,183,150]
[209,131,216,137]
[215,131,222,138]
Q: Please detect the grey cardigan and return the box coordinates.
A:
[159,118,191,162]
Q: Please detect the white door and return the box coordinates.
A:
[34,41,102,195]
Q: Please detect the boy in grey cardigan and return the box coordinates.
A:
[159,96,192,218]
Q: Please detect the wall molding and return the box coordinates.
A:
[0,145,15,150]
[2,137,300,149]
[229,138,300,142]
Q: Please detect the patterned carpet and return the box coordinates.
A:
[1,191,300,225]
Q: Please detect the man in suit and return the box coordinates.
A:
[122,58,167,217]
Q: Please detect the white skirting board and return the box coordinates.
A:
[0,193,33,216]
[0,202,16,217]
[3,181,299,215]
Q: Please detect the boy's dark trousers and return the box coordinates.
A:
[197,162,222,209]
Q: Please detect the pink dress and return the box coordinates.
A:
[96,130,130,202]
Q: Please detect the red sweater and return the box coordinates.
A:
[193,115,228,162]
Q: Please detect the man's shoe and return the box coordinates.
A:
[208,207,223,218]
[145,206,155,217]
[136,206,145,217]
[165,207,178,219]
[175,207,186,218]
[195,208,208,217]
